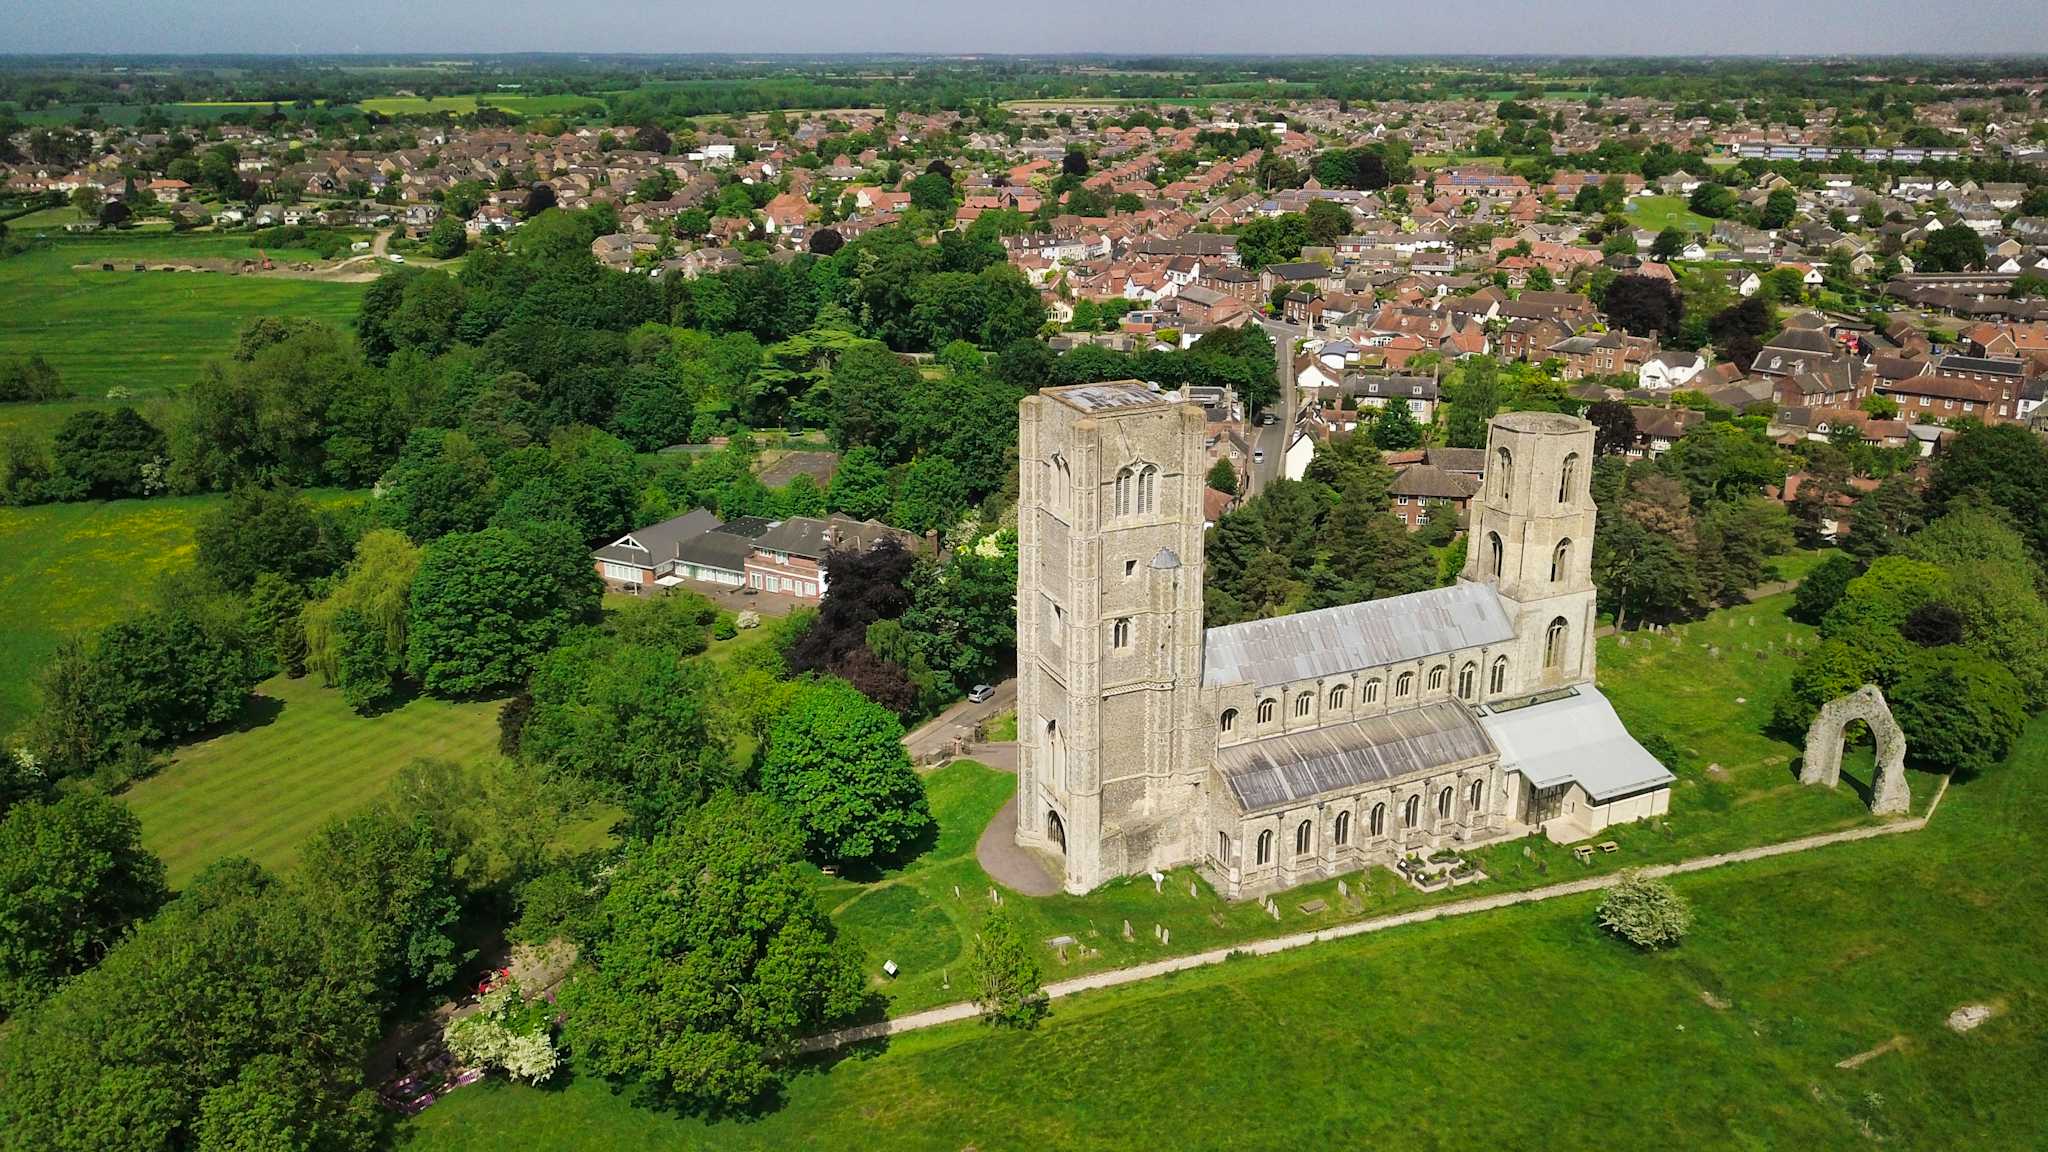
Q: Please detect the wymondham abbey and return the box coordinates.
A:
[1016,381,1673,897]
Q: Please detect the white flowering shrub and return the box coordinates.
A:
[443,980,561,1084]
[1597,871,1694,950]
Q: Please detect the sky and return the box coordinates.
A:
[8,0,2048,56]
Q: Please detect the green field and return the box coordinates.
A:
[0,490,360,738]
[1627,194,1716,237]
[124,672,506,886]
[405,713,2048,1150]
[357,93,606,117]
[0,238,365,395]
[0,494,225,734]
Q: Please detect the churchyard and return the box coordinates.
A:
[402,712,2048,1150]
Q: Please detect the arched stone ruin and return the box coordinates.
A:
[1800,684,1909,816]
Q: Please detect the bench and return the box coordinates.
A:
[1598,841,1620,853]
[1573,846,1594,864]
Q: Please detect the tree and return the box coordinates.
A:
[1370,402,1423,450]
[1594,509,1700,630]
[1585,399,1636,457]
[760,677,932,865]
[1061,148,1089,177]
[561,792,866,1112]
[1708,295,1774,369]
[522,183,558,218]
[406,523,601,696]
[1889,646,2026,778]
[1597,871,1693,949]
[304,528,421,710]
[1303,199,1351,247]
[194,485,337,590]
[1649,227,1686,261]
[380,428,500,542]
[423,214,467,259]
[0,858,385,1152]
[295,807,463,994]
[1602,275,1682,338]
[1927,423,2048,561]
[1790,553,1861,624]
[1840,474,1926,561]
[245,571,309,678]
[1918,224,1986,273]
[1760,187,1798,230]
[48,407,164,501]
[0,794,167,1016]
[891,455,966,535]
[828,444,893,520]
[806,226,844,255]
[1688,182,1737,218]
[907,170,955,215]
[967,904,1046,1029]
[1444,358,1501,449]
[1206,457,1238,496]
[443,979,561,1085]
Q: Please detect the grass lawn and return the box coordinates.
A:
[124,672,505,887]
[404,716,2048,1150]
[0,490,363,737]
[0,239,365,395]
[1627,194,1715,237]
[9,204,88,230]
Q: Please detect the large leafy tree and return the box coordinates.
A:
[47,407,164,501]
[759,677,932,865]
[1927,423,2048,562]
[406,521,601,696]
[561,792,866,1112]
[1889,646,2026,777]
[0,794,166,1017]
[194,484,345,590]
[1601,275,1683,338]
[0,859,385,1152]
[304,528,422,710]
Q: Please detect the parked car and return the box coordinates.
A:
[1258,412,1277,426]
[967,684,996,703]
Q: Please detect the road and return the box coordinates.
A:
[1246,316,1302,497]
[902,677,1017,765]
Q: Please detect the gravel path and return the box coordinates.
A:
[974,796,1063,898]
[802,777,1947,1053]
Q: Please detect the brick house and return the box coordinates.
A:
[1389,463,1479,530]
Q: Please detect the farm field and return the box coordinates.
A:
[0,238,366,395]
[357,93,606,117]
[1627,194,1717,236]
[404,714,2048,1151]
[124,672,506,886]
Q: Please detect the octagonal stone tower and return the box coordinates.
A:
[1458,411,1599,693]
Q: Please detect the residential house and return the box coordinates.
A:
[1389,464,1479,531]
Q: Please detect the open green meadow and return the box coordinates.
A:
[124,672,506,886]
[405,713,2048,1150]
[0,490,361,737]
[0,238,365,395]
[0,494,223,734]
[1627,194,1716,236]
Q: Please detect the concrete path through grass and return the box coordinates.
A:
[974,796,1063,898]
[803,777,1949,1054]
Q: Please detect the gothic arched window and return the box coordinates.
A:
[1469,778,1485,812]
[1494,446,1514,499]
[1112,617,1131,649]
[1294,691,1313,718]
[1295,819,1313,856]
[1137,465,1158,514]
[1395,672,1414,698]
[1427,665,1446,692]
[1328,683,1348,709]
[1256,829,1273,865]
[1545,616,1569,669]
[1370,803,1386,836]
[1257,698,1276,724]
[1438,786,1454,820]
[1114,467,1134,516]
[1490,656,1509,694]
[1458,662,1476,699]
[1558,452,1580,505]
[1403,794,1421,828]
[1552,539,1572,583]
[1488,531,1504,578]
[1220,708,1238,733]
[1334,810,1351,846]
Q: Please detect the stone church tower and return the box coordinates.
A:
[1015,383,1211,894]
[1458,411,1599,689]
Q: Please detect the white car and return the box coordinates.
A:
[967,684,996,704]
[385,253,405,263]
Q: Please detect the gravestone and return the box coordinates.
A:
[1122,919,1134,942]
